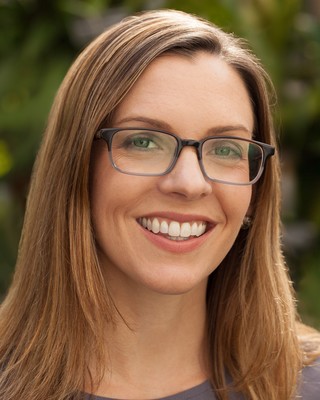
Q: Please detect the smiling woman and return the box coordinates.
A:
[0,9,319,400]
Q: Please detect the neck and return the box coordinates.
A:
[90,280,209,399]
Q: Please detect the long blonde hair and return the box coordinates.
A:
[0,9,318,400]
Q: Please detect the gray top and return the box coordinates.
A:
[87,358,320,399]
[87,381,216,400]
[296,358,320,399]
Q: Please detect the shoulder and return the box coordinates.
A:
[296,323,320,399]
[296,358,320,399]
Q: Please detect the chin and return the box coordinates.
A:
[139,272,209,296]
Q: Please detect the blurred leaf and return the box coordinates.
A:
[0,141,13,177]
[57,0,112,17]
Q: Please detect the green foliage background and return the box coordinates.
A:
[0,0,319,327]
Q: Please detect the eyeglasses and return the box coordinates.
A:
[95,128,275,185]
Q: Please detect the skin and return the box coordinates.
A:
[89,52,254,398]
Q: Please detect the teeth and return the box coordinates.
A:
[160,220,169,234]
[167,236,189,241]
[140,218,207,239]
[197,223,206,237]
[168,221,180,237]
[152,218,160,233]
[191,222,198,236]
[180,222,191,238]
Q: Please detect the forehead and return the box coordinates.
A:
[113,52,254,136]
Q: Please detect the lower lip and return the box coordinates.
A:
[138,223,212,254]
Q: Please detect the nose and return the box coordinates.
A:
[157,147,212,200]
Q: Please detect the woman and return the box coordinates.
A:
[0,9,319,400]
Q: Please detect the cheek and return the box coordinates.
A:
[90,142,127,209]
[90,146,116,236]
[90,171,123,230]
[217,185,252,222]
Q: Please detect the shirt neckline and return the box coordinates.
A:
[86,379,213,400]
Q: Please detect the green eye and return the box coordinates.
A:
[213,143,242,159]
[132,137,156,149]
[216,147,232,156]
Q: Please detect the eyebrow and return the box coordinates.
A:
[114,116,252,137]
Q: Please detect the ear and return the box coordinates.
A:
[246,183,258,219]
[241,215,252,229]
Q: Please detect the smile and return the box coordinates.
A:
[138,217,207,241]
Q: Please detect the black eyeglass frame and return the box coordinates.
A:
[95,127,275,185]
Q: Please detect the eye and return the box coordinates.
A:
[131,136,158,149]
[116,131,162,152]
[210,140,243,159]
[112,129,177,156]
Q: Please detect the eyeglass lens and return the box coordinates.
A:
[110,129,264,184]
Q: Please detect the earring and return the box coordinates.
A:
[241,216,252,230]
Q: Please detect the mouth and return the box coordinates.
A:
[137,217,209,241]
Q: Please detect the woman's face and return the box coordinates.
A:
[90,52,253,296]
